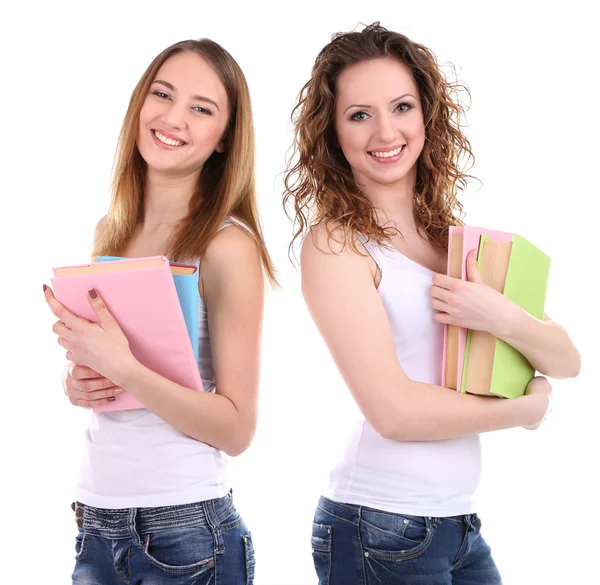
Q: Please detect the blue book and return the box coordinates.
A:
[96,256,199,362]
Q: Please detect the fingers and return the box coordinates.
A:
[433,311,454,325]
[67,374,120,393]
[70,364,104,380]
[52,320,73,341]
[67,386,123,402]
[57,337,72,352]
[65,383,124,409]
[430,298,449,313]
[68,395,121,409]
[466,250,483,284]
[431,273,455,289]
[87,289,119,331]
[429,285,451,303]
[44,285,87,331]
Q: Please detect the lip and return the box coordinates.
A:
[368,144,406,164]
[150,128,187,150]
[369,144,405,154]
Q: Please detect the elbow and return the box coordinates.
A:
[545,351,581,380]
[372,413,410,442]
[222,426,256,458]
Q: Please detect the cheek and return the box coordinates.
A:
[337,124,367,159]
[190,119,227,152]
[137,101,156,137]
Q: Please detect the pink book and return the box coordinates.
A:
[51,256,203,412]
[441,227,513,390]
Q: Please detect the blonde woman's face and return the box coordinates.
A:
[137,51,229,179]
[334,57,426,190]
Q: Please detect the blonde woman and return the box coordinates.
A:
[45,38,274,584]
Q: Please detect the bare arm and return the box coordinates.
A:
[118,225,263,456]
[50,224,263,456]
[301,224,549,443]
[497,311,580,379]
[431,251,581,379]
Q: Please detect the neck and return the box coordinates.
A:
[142,168,200,227]
[359,168,418,233]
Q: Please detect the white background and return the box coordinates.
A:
[1,1,597,584]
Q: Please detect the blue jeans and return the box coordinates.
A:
[312,496,502,585]
[71,492,255,584]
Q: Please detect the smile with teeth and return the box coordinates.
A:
[369,145,404,158]
[153,130,186,147]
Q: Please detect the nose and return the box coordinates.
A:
[375,113,397,144]
[161,102,187,130]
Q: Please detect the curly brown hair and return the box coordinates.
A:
[283,22,476,255]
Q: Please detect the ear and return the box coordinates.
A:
[215,141,225,154]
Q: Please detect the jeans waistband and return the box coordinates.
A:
[318,496,479,528]
[72,491,234,539]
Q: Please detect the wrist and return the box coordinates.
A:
[108,353,144,390]
[492,302,528,340]
[518,393,548,427]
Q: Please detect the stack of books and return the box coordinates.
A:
[442,227,551,399]
[51,256,202,412]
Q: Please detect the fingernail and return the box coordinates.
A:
[89,289,98,299]
[43,284,47,292]
[115,388,124,394]
[108,396,116,402]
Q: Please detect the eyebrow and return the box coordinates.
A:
[343,93,417,114]
[153,79,221,111]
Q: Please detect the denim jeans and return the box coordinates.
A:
[71,492,255,585]
[312,496,502,585]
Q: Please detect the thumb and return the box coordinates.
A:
[466,250,483,284]
[88,289,118,330]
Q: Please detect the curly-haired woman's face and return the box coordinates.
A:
[334,57,425,191]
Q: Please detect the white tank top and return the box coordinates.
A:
[74,217,250,508]
[325,236,482,517]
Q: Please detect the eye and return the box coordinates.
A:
[192,106,213,116]
[395,102,412,113]
[350,111,370,122]
[152,90,171,100]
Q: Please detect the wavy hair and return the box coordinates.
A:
[93,38,276,284]
[283,22,476,255]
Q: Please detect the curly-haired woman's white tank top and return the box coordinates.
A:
[325,236,483,516]
[74,217,250,508]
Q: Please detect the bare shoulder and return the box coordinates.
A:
[301,220,364,260]
[94,215,108,242]
[301,220,373,280]
[203,223,260,266]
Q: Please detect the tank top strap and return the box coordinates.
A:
[217,216,253,235]
[357,232,395,274]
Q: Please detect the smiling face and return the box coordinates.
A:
[334,57,426,192]
[136,51,230,179]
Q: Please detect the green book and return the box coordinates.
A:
[461,234,551,398]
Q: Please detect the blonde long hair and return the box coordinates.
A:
[94,39,276,284]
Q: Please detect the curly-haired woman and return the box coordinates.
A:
[284,23,580,585]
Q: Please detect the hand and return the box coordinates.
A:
[64,363,124,409]
[430,250,521,337]
[44,285,136,385]
[522,376,553,430]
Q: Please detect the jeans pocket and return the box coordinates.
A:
[143,526,215,576]
[74,531,88,561]
[360,510,433,562]
[311,522,332,585]
[243,533,255,585]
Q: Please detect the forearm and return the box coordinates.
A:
[379,380,543,442]
[496,309,580,379]
[117,360,254,456]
